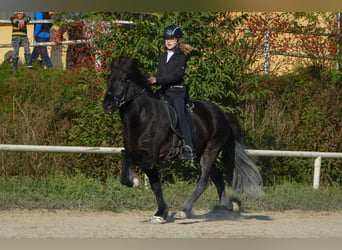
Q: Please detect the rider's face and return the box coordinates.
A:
[164,38,177,50]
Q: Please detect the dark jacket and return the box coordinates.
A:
[34,12,52,39]
[155,47,187,87]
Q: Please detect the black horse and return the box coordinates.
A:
[103,56,262,223]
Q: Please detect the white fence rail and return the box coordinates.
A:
[245,150,342,189]
[0,144,124,154]
[0,19,132,49]
[1,144,341,189]
[0,40,87,48]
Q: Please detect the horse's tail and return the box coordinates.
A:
[221,112,263,196]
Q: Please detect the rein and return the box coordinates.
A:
[111,79,146,107]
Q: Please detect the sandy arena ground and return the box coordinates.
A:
[0,209,341,238]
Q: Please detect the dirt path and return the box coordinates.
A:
[0,209,341,238]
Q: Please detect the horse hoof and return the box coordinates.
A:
[232,202,240,212]
[132,177,139,187]
[173,211,187,219]
[150,216,166,224]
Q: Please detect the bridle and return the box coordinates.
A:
[106,79,146,108]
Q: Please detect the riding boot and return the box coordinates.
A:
[179,117,196,160]
[181,143,195,160]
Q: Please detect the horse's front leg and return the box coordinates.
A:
[143,168,169,224]
[120,150,139,187]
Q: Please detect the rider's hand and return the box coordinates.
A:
[148,76,156,84]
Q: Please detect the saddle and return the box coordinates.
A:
[159,95,195,159]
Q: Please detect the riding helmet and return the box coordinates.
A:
[163,24,182,39]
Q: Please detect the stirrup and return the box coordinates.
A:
[167,147,179,159]
[186,102,195,112]
[181,145,194,152]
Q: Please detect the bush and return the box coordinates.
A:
[0,66,122,179]
[242,65,342,185]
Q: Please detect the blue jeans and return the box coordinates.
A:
[31,36,53,68]
[11,37,31,66]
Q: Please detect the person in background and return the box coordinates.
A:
[10,11,32,69]
[55,13,88,69]
[148,24,195,160]
[30,12,54,68]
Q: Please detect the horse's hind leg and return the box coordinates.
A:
[174,155,213,219]
[210,163,234,211]
[143,168,169,223]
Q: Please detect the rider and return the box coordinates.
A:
[148,24,195,160]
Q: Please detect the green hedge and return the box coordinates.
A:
[242,66,342,185]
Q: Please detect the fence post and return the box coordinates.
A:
[313,156,322,189]
[336,12,341,70]
[264,29,271,75]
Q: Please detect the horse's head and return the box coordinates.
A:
[103,56,147,114]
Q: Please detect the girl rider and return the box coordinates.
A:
[148,24,195,160]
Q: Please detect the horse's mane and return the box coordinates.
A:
[110,56,151,90]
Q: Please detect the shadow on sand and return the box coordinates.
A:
[166,207,272,224]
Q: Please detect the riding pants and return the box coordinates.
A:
[163,85,194,149]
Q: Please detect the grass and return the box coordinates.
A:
[236,182,342,211]
[0,173,341,212]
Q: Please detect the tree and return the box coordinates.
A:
[90,12,256,114]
